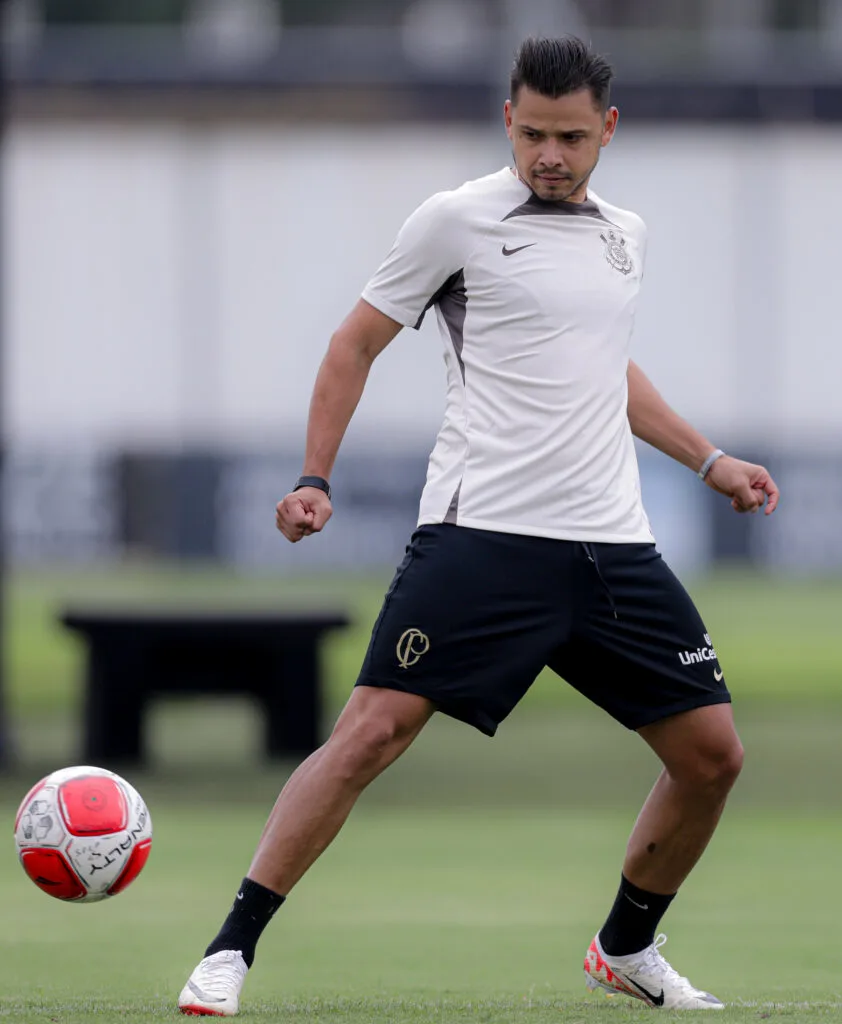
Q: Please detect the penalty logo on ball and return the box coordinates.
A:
[13,765,153,903]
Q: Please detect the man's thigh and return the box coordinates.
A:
[549,543,731,730]
[356,524,584,736]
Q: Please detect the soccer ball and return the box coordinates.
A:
[13,765,153,903]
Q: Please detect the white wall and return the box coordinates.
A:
[4,117,841,450]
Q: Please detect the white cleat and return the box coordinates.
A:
[178,949,249,1017]
[584,932,724,1010]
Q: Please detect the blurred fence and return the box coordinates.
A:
[4,445,839,577]
[7,0,842,90]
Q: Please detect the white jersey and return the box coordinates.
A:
[362,167,654,544]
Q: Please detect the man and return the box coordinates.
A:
[178,36,779,1016]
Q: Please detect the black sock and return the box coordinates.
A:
[598,874,675,957]
[204,877,286,968]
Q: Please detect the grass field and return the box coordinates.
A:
[4,800,842,1022]
[3,566,842,1021]
[3,716,842,1022]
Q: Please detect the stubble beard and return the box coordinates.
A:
[517,152,601,204]
[530,176,583,202]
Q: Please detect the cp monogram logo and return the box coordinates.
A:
[396,628,430,669]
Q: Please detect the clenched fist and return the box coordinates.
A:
[704,455,780,515]
[275,487,333,542]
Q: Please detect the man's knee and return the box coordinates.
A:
[677,735,744,793]
[329,716,405,783]
[328,688,432,783]
[642,704,744,795]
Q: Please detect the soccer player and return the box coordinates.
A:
[178,36,779,1015]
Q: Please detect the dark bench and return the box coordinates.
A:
[60,609,349,764]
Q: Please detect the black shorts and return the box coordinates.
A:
[355,524,730,735]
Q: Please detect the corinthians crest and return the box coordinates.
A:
[600,230,634,275]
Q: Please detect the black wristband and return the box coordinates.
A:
[293,475,331,501]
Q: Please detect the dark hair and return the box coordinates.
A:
[510,36,613,109]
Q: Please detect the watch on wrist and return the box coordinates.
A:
[293,475,332,500]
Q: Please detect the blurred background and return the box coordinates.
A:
[1,0,841,768]
[2,2,842,1014]
[2,0,842,771]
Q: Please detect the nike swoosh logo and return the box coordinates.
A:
[714,668,724,682]
[187,980,226,1004]
[622,976,665,1007]
[236,892,244,900]
[624,894,649,910]
[502,243,535,256]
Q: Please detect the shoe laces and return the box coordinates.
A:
[634,934,698,995]
[196,950,247,993]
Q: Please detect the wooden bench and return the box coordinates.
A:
[61,609,350,764]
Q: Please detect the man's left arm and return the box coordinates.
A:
[627,359,780,515]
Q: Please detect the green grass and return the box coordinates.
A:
[3,566,842,1020]
[2,794,842,1021]
[3,708,842,1021]
[2,1002,841,1023]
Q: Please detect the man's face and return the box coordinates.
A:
[505,86,618,202]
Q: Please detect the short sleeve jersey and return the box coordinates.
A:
[362,167,654,544]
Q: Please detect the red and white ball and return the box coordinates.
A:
[14,765,152,903]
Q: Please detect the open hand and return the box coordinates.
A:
[275,487,333,542]
[704,455,780,515]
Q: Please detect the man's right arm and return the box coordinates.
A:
[275,299,402,543]
[277,188,465,543]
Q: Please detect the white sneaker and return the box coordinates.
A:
[178,950,249,1017]
[584,933,724,1010]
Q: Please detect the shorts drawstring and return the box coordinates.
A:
[581,542,619,620]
